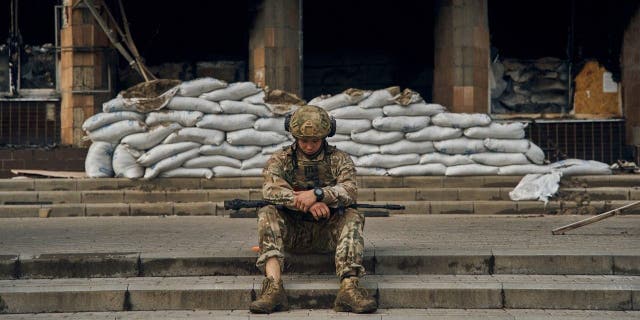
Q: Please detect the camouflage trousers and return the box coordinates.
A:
[256,205,366,279]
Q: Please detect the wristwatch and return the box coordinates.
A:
[313,187,324,201]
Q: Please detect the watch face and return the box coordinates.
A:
[314,188,322,196]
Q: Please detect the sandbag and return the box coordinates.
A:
[159,167,213,179]
[388,163,446,176]
[82,111,144,132]
[355,153,420,168]
[213,166,263,177]
[463,122,527,139]
[254,117,287,133]
[184,155,242,169]
[309,88,372,111]
[470,152,531,166]
[357,86,401,109]
[326,134,351,142]
[329,106,383,120]
[145,110,203,127]
[121,123,182,150]
[166,97,222,114]
[219,100,273,117]
[87,120,147,144]
[382,103,446,117]
[226,129,289,146]
[419,153,474,167]
[431,113,492,128]
[351,129,404,145]
[355,167,388,176]
[549,159,611,176]
[392,88,424,105]
[509,172,562,203]
[445,164,499,176]
[163,128,225,145]
[200,142,261,160]
[137,142,201,166]
[178,77,227,97]
[196,114,257,131]
[242,153,271,169]
[262,142,292,154]
[199,82,262,101]
[112,144,144,179]
[85,142,115,178]
[144,148,200,179]
[498,164,551,175]
[434,138,487,155]
[525,142,545,165]
[380,140,435,155]
[332,141,380,157]
[372,116,429,132]
[484,138,530,153]
[242,91,265,104]
[405,126,462,141]
[335,119,371,135]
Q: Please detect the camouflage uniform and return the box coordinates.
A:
[256,143,365,279]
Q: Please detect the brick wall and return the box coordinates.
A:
[0,148,87,178]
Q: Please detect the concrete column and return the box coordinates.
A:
[60,0,111,146]
[249,0,301,96]
[433,0,490,113]
[623,7,640,146]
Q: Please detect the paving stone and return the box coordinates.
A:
[129,203,174,216]
[0,179,34,191]
[482,176,522,188]
[385,201,429,215]
[0,191,37,204]
[498,188,514,200]
[75,179,120,191]
[19,253,139,279]
[608,175,640,187]
[173,203,215,216]
[431,201,473,214]
[0,205,39,218]
[629,188,640,200]
[0,255,18,280]
[165,190,208,203]
[81,191,124,203]
[474,201,517,214]
[516,201,561,215]
[494,251,613,275]
[140,253,257,277]
[586,188,629,200]
[208,189,251,202]
[375,188,417,201]
[402,176,443,188]
[580,176,611,188]
[248,189,263,200]
[124,191,167,203]
[357,189,375,201]
[202,177,262,189]
[613,255,640,275]
[459,188,502,201]
[37,191,81,204]
[44,204,85,217]
[597,201,640,215]
[417,188,458,201]
[33,179,77,191]
[358,176,404,188]
[375,250,491,275]
[85,204,130,217]
[442,176,484,188]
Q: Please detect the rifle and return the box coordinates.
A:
[223,199,405,221]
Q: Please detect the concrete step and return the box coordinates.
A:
[0,274,638,313]
[2,309,640,319]
[1,175,637,192]
[2,250,638,280]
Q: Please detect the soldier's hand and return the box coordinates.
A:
[293,190,316,212]
[309,202,330,220]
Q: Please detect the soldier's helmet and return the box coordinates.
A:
[287,105,334,139]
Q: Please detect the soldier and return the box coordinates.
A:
[250,105,377,314]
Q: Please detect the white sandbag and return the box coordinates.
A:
[184,155,242,169]
[87,120,147,144]
[82,111,144,132]
[357,86,400,109]
[166,97,222,114]
[549,159,611,176]
[335,119,371,134]
[419,153,474,167]
[196,114,257,131]
[254,117,286,133]
[121,123,182,150]
[499,164,551,175]
[178,77,227,97]
[145,110,204,127]
[355,153,420,168]
[351,129,404,145]
[85,142,115,178]
[159,167,213,179]
[355,167,388,176]
[405,126,462,141]
[242,153,271,170]
[227,128,289,146]
[484,139,531,153]
[382,103,446,117]
[380,140,435,155]
[332,141,380,157]
[372,116,430,132]
[310,89,372,111]
[463,122,527,139]
[137,142,201,166]
[144,148,200,179]
[262,141,292,154]
[329,106,383,120]
[326,134,351,142]
[388,163,446,176]
[219,100,273,117]
[213,166,262,177]
[199,82,262,101]
[242,91,266,104]
[102,96,132,113]
[434,137,487,155]
[470,152,531,166]
[163,128,225,145]
[112,144,144,179]
[509,172,562,203]
[200,142,261,160]
[431,113,492,129]
[445,164,499,176]
[525,141,545,165]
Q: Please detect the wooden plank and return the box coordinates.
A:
[552,201,640,235]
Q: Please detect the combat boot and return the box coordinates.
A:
[249,276,289,314]
[334,277,377,313]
